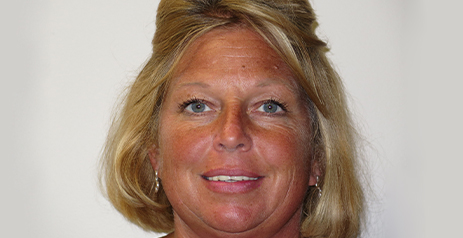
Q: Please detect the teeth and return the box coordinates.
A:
[205,175,259,182]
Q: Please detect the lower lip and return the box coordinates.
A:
[202,177,264,194]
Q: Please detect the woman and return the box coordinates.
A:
[100,0,364,237]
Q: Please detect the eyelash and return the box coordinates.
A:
[177,97,288,113]
[261,98,288,112]
[178,97,206,112]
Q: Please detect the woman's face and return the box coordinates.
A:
[151,27,316,237]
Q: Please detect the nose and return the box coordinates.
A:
[213,106,252,152]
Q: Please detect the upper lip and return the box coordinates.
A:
[201,169,262,178]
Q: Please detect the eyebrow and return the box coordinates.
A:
[174,77,298,94]
[175,82,211,89]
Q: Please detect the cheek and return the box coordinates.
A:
[158,120,212,169]
[259,138,308,176]
[255,123,311,168]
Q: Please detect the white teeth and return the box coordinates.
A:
[205,175,259,182]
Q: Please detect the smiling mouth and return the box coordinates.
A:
[203,175,260,182]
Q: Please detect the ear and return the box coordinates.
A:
[308,160,321,186]
[148,145,160,171]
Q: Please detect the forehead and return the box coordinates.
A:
[170,27,298,90]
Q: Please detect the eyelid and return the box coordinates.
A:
[185,102,212,113]
[255,99,288,113]
[179,97,202,110]
[178,97,213,113]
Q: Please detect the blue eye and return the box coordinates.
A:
[185,101,211,113]
[258,101,284,113]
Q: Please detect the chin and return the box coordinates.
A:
[202,204,264,233]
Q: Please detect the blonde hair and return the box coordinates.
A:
[100,0,365,237]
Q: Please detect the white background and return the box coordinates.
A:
[1,0,462,237]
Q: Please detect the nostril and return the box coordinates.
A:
[218,142,246,152]
[233,143,245,151]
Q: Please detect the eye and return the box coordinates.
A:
[183,100,212,113]
[257,100,286,113]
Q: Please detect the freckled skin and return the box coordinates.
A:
[150,27,317,238]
